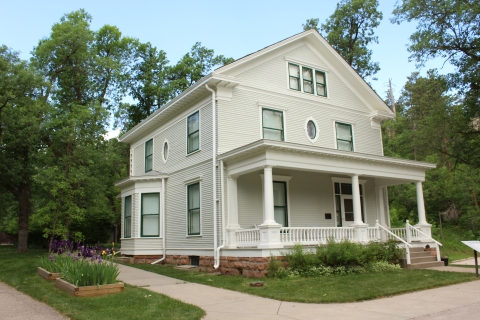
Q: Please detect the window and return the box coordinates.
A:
[288,62,327,97]
[145,139,153,172]
[302,67,314,94]
[316,70,327,97]
[163,140,169,163]
[187,111,199,154]
[273,181,288,227]
[262,108,284,141]
[307,120,316,140]
[141,193,159,237]
[288,63,300,91]
[124,196,131,238]
[187,183,200,235]
[336,122,353,151]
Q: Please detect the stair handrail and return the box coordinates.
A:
[406,221,443,262]
[376,221,412,265]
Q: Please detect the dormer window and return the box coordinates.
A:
[288,62,327,97]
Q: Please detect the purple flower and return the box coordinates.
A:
[49,255,55,261]
[74,256,78,261]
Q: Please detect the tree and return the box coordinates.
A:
[0,46,46,252]
[392,1,480,168]
[31,10,132,245]
[304,0,383,79]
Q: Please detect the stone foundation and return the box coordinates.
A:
[129,254,284,278]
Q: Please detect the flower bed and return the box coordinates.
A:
[39,240,122,296]
[55,278,124,297]
[37,267,61,280]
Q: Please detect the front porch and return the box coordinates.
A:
[218,140,440,265]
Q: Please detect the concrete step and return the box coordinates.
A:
[411,251,434,258]
[405,261,445,269]
[410,247,428,253]
[410,256,437,264]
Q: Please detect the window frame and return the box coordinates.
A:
[288,63,301,91]
[273,181,289,227]
[187,182,201,236]
[335,122,354,151]
[186,111,200,155]
[302,66,314,94]
[123,195,132,238]
[145,138,153,172]
[304,116,319,143]
[140,193,160,237]
[287,61,328,97]
[315,70,327,97]
[162,139,169,163]
[262,108,285,141]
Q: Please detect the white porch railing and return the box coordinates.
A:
[235,228,261,247]
[280,227,354,245]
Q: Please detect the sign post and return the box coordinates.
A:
[461,241,480,277]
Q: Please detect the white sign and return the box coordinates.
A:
[462,241,480,252]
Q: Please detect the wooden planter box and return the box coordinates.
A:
[55,278,124,297]
[37,267,61,281]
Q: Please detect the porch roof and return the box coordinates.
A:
[218,140,436,184]
[115,172,168,188]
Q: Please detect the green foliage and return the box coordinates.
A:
[392,0,480,168]
[367,261,402,272]
[268,241,404,278]
[304,0,383,79]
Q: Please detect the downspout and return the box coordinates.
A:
[205,84,219,269]
[151,177,166,264]
[214,160,226,269]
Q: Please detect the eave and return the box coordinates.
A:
[115,173,169,188]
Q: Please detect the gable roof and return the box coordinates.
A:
[119,29,393,144]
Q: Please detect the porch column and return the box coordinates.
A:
[352,174,368,242]
[376,187,387,241]
[258,166,282,249]
[376,187,386,226]
[261,166,277,226]
[415,181,432,237]
[226,176,241,248]
[351,175,363,225]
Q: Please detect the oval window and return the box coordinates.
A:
[307,120,316,140]
[163,141,169,162]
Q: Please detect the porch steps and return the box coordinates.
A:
[405,247,444,269]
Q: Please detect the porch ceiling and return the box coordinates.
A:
[219,140,436,185]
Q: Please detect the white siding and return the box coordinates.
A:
[165,161,214,249]
[132,145,144,176]
[236,170,379,228]
[218,88,382,155]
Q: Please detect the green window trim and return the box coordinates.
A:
[187,111,200,154]
[124,195,132,238]
[262,108,284,141]
[273,181,289,227]
[288,63,300,91]
[145,139,153,172]
[187,183,201,235]
[141,193,160,237]
[302,67,314,94]
[315,70,327,97]
[335,122,354,151]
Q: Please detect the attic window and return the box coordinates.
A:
[288,62,327,97]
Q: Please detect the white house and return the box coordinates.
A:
[115,30,442,276]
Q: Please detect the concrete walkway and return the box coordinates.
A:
[117,264,480,320]
[0,282,67,320]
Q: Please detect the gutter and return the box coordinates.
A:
[151,177,166,264]
[214,160,226,268]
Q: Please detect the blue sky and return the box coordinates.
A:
[1,0,454,99]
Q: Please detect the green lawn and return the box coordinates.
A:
[0,246,204,320]
[128,263,478,303]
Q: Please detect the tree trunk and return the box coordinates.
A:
[16,184,30,253]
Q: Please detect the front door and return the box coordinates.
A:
[341,195,355,226]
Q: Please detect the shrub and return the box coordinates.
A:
[367,261,402,272]
[283,244,319,272]
[316,239,366,267]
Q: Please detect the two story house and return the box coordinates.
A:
[115,29,440,276]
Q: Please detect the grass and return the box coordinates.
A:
[431,225,475,261]
[0,246,204,320]
[127,263,478,303]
